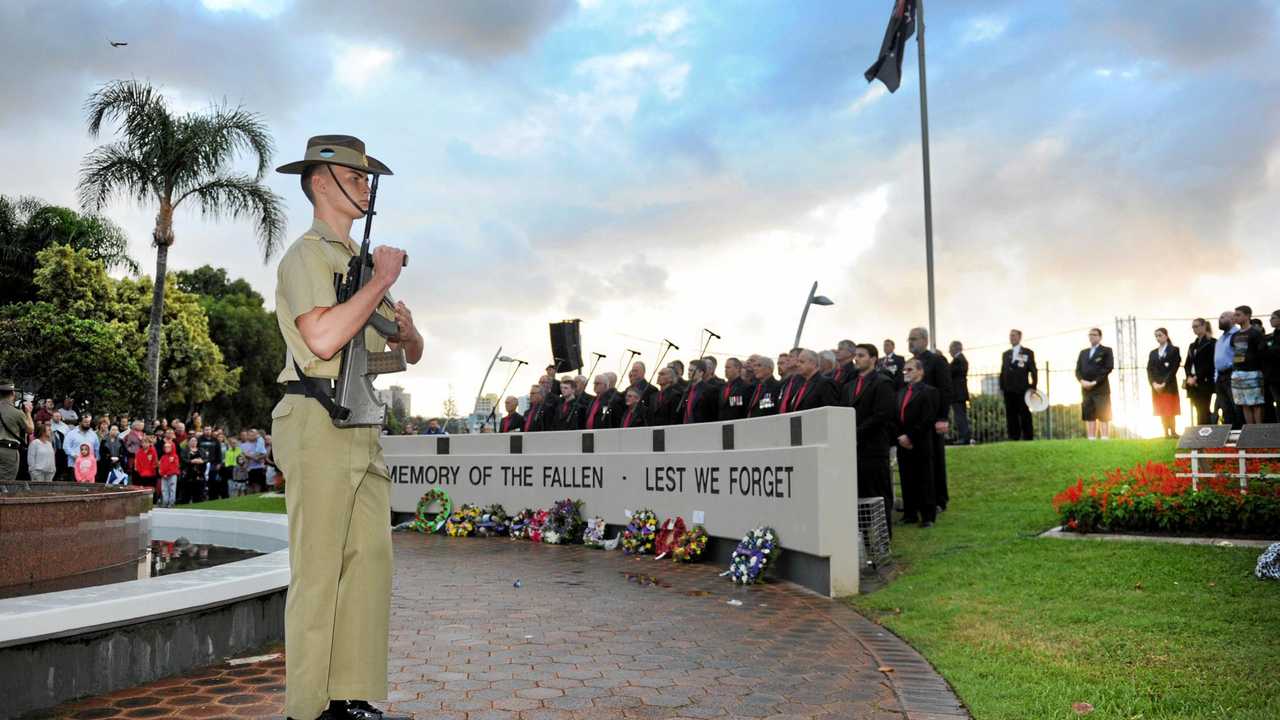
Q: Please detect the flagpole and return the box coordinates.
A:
[915,0,937,351]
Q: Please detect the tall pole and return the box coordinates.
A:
[794,281,818,349]
[473,345,503,419]
[916,0,937,351]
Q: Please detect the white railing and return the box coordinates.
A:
[1174,449,1280,492]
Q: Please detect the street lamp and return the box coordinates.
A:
[474,347,518,427]
[793,281,834,348]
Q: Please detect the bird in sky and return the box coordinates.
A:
[108,39,128,48]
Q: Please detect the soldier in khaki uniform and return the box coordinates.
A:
[273,136,422,720]
[0,379,35,481]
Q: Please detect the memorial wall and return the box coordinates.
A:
[383,406,860,596]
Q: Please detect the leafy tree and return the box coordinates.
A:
[0,195,138,305]
[29,246,237,418]
[0,302,146,414]
[77,80,286,421]
[173,265,283,430]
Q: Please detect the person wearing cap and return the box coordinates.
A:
[1076,328,1115,440]
[0,379,34,481]
[273,136,420,720]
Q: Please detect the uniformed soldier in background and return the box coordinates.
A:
[0,379,34,481]
[274,136,422,720]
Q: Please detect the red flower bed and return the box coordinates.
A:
[1053,459,1280,536]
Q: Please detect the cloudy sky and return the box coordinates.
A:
[3,0,1278,428]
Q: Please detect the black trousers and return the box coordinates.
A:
[951,402,971,443]
[1215,374,1239,428]
[1188,389,1215,426]
[898,441,936,523]
[1003,392,1034,440]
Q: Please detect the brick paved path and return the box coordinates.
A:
[37,534,967,720]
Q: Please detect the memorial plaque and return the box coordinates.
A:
[722,424,735,450]
[1177,425,1229,449]
[1236,423,1280,449]
[510,435,522,454]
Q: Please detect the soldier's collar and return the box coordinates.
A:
[308,218,358,253]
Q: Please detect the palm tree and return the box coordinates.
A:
[77,80,286,420]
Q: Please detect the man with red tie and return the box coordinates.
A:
[844,344,896,531]
[585,374,625,430]
[620,387,647,428]
[790,349,840,411]
[498,396,523,433]
[522,385,548,432]
[895,358,941,527]
[746,355,781,417]
[554,379,584,431]
[652,367,682,425]
[626,361,659,419]
[717,357,749,421]
[681,360,719,423]
[778,348,808,413]
[832,340,857,389]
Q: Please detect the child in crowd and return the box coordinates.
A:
[134,435,159,498]
[231,451,249,497]
[107,458,129,485]
[73,442,97,483]
[158,438,180,508]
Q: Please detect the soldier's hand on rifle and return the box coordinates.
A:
[372,245,407,288]
[392,301,418,341]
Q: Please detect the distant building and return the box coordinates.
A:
[376,384,411,416]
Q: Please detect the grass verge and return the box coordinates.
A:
[849,439,1280,720]
[186,493,286,514]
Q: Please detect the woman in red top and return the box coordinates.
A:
[157,439,180,508]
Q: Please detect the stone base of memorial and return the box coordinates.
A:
[0,509,289,717]
[385,406,861,596]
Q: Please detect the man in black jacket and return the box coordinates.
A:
[791,349,840,411]
[679,360,719,423]
[554,379,585,431]
[652,367,683,426]
[498,396,524,433]
[746,356,782,417]
[880,339,906,388]
[1075,328,1115,440]
[895,358,941,527]
[832,340,858,388]
[948,341,971,445]
[845,344,896,531]
[522,385,548,432]
[907,327,952,511]
[625,361,660,422]
[999,329,1037,441]
[717,357,750,421]
[1184,318,1217,425]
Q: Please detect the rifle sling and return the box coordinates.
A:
[287,361,351,421]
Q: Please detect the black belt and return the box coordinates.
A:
[285,379,334,396]
[0,439,20,450]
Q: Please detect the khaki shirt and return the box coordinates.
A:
[0,402,26,443]
[275,218,394,383]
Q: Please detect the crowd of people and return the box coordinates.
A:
[997,306,1280,441]
[487,329,956,528]
[0,394,277,507]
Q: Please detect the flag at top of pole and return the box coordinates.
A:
[865,0,916,93]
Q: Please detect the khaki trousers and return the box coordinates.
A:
[272,395,392,720]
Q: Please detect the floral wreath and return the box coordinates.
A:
[727,526,780,584]
[672,525,708,563]
[412,488,452,533]
[507,508,533,539]
[654,516,686,558]
[445,503,482,537]
[543,498,585,545]
[622,509,659,555]
[476,504,509,537]
[528,508,550,543]
[582,517,607,548]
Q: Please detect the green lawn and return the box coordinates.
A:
[187,492,286,514]
[849,439,1280,720]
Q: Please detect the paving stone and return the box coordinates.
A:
[37,535,966,719]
